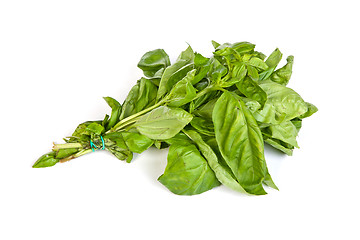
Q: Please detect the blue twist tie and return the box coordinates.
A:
[90,136,105,152]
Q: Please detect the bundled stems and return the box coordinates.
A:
[42,85,223,165]
[33,41,317,196]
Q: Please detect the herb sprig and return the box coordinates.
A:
[33,41,317,195]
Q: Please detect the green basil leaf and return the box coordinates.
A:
[177,45,195,62]
[265,48,283,68]
[208,57,228,83]
[158,143,220,195]
[214,42,255,56]
[246,65,259,81]
[248,57,269,70]
[213,91,267,195]
[134,78,158,111]
[166,69,197,107]
[192,97,218,120]
[259,67,276,81]
[299,102,318,119]
[137,49,170,79]
[104,132,127,149]
[219,62,247,88]
[253,51,267,60]
[71,121,101,138]
[183,130,247,194]
[135,106,193,140]
[157,46,195,100]
[120,82,140,119]
[241,97,261,113]
[86,122,105,135]
[164,132,193,146]
[231,42,256,55]
[153,140,162,149]
[264,138,294,156]
[32,152,58,168]
[232,62,247,79]
[253,81,308,124]
[103,97,121,130]
[190,80,219,113]
[192,53,212,85]
[263,121,300,148]
[291,118,302,132]
[102,114,109,128]
[252,103,282,124]
[190,116,215,136]
[270,56,294,85]
[120,78,158,120]
[194,77,209,91]
[211,40,221,49]
[194,52,209,66]
[122,131,154,154]
[236,76,267,108]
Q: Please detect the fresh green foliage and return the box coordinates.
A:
[212,91,268,195]
[137,49,170,80]
[33,152,59,168]
[236,76,267,108]
[183,129,247,193]
[120,78,157,120]
[122,130,154,154]
[156,46,195,101]
[135,106,193,140]
[158,142,220,195]
[33,41,317,196]
[103,97,121,130]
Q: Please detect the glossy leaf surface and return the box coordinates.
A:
[137,49,170,79]
[262,121,299,148]
[270,56,294,85]
[166,69,197,107]
[253,81,308,124]
[190,116,215,136]
[236,77,267,108]
[120,78,158,120]
[265,48,283,68]
[34,40,316,196]
[157,46,194,100]
[184,130,247,193]
[135,106,193,140]
[158,143,220,195]
[122,131,154,154]
[103,97,121,130]
[213,91,267,195]
[32,152,58,168]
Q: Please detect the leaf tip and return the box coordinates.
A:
[286,55,294,62]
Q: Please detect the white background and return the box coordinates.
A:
[1,0,359,239]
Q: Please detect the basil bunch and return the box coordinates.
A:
[33,41,317,195]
